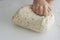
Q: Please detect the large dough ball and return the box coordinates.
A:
[12,5,55,32]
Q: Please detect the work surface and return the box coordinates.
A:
[0,0,60,40]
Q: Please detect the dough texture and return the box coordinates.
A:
[12,5,55,32]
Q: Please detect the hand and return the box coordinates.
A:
[32,0,51,16]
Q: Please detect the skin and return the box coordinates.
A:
[32,0,54,16]
[46,0,54,5]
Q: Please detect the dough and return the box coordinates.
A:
[12,5,55,32]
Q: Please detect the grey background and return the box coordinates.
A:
[0,0,60,40]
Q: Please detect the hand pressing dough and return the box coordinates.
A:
[12,5,55,32]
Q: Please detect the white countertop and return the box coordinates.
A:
[0,0,60,40]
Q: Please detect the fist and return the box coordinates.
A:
[32,0,52,16]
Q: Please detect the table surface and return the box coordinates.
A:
[0,0,60,40]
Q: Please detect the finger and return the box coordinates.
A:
[43,6,48,16]
[48,6,51,11]
[35,5,39,14]
[48,6,51,13]
[39,6,43,16]
[48,7,51,13]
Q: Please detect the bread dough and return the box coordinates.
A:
[12,5,55,32]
